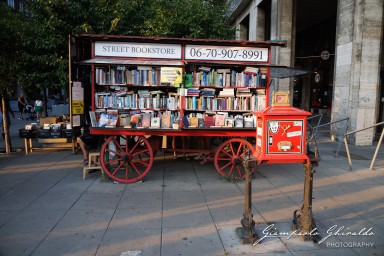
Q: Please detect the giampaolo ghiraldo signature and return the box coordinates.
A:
[253,224,374,245]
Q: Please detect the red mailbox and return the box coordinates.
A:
[254,106,312,164]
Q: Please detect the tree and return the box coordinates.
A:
[1,0,234,153]
[0,3,23,154]
[19,0,234,92]
[139,0,234,39]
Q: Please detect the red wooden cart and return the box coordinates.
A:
[75,34,294,183]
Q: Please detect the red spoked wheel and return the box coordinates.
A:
[100,135,153,183]
[214,138,256,179]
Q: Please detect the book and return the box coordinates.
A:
[218,88,234,97]
[107,109,119,126]
[142,113,151,128]
[151,117,160,128]
[119,113,130,127]
[189,117,199,127]
[203,115,215,128]
[256,95,266,110]
[235,117,244,128]
[225,117,234,127]
[182,116,190,128]
[244,117,254,127]
[244,67,259,74]
[214,114,226,127]
[198,118,204,128]
[89,111,97,127]
[97,113,118,128]
[160,67,183,86]
[161,112,171,128]
[130,114,140,128]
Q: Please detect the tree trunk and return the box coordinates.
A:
[1,97,12,154]
[43,87,48,117]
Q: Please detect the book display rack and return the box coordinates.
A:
[76,34,286,183]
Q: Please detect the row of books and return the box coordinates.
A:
[191,69,266,88]
[182,113,256,128]
[184,95,266,111]
[90,110,179,129]
[90,108,258,129]
[95,92,179,109]
[178,87,265,97]
[95,66,267,87]
[96,66,162,86]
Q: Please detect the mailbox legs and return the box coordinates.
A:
[292,162,321,242]
[239,158,258,244]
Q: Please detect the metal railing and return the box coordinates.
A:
[343,121,384,170]
[310,117,350,157]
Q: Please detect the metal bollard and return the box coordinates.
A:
[292,161,321,242]
[239,157,258,244]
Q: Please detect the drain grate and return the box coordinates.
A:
[333,151,370,160]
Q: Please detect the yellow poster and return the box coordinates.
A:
[72,100,84,114]
[160,67,183,86]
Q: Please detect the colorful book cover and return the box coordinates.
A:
[160,67,183,86]
[214,114,226,127]
[182,116,190,128]
[161,113,171,128]
[244,117,254,127]
[151,117,160,128]
[142,113,151,128]
[235,117,244,128]
[189,117,199,127]
[203,115,214,128]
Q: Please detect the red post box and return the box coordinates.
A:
[254,106,312,164]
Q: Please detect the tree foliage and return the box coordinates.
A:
[5,0,235,94]
[0,3,22,95]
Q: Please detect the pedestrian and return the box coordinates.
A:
[17,94,27,120]
[34,98,43,121]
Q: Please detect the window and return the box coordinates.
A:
[7,0,15,8]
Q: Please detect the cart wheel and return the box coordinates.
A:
[214,138,256,179]
[100,135,153,183]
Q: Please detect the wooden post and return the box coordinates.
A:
[370,128,384,170]
[1,97,11,154]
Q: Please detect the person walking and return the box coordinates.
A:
[34,98,43,121]
[17,94,27,120]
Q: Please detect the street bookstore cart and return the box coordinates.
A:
[75,34,316,183]
[75,34,321,243]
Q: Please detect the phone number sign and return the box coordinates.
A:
[185,44,269,62]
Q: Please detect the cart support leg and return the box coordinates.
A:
[239,158,258,244]
[292,162,321,242]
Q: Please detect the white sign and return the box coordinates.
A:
[185,45,269,62]
[95,41,182,59]
[287,131,302,137]
[72,82,83,101]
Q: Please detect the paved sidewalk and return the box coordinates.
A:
[0,115,383,255]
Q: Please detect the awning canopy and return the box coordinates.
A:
[269,67,310,79]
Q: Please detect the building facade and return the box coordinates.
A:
[2,0,24,11]
[229,0,384,146]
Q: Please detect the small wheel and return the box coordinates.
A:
[214,138,256,179]
[100,135,153,183]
